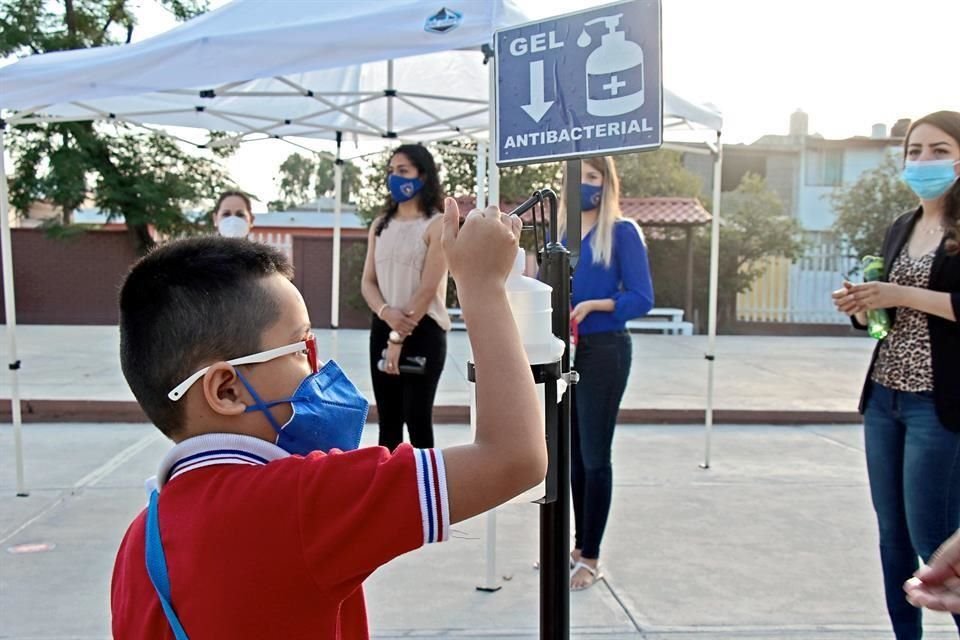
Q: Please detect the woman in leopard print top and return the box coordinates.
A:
[833,111,960,639]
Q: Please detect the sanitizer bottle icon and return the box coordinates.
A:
[577,13,644,117]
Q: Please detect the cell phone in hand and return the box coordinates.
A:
[377,355,427,375]
[398,356,427,375]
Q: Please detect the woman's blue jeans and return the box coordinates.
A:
[571,330,632,560]
[864,382,960,639]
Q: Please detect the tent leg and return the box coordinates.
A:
[478,58,502,594]
[0,127,27,496]
[331,132,343,330]
[702,131,722,470]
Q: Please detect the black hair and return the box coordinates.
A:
[905,111,960,255]
[119,237,294,437]
[375,144,445,236]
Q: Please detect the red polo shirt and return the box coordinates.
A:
[111,434,449,639]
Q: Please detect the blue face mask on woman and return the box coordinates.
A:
[902,159,960,200]
[388,174,424,203]
[237,361,369,455]
[581,183,603,212]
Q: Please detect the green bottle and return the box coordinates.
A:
[861,255,890,340]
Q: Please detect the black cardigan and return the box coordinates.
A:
[855,207,960,430]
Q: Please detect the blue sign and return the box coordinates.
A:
[494,0,662,166]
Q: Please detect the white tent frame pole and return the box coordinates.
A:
[480,56,501,593]
[701,131,722,470]
[0,127,27,496]
[331,133,343,329]
[275,77,388,135]
[386,60,395,135]
[393,95,487,136]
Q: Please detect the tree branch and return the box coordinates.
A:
[64,0,77,43]
[97,0,128,46]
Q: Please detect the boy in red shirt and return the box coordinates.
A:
[111,199,545,639]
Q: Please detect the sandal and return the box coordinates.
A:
[570,561,602,591]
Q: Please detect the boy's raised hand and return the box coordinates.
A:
[438,196,545,524]
[441,197,521,294]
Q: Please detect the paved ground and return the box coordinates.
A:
[2,422,959,639]
[0,326,876,423]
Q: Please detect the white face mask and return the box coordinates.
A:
[217,216,250,238]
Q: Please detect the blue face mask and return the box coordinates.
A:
[388,174,424,203]
[581,183,603,212]
[902,159,960,200]
[237,361,369,456]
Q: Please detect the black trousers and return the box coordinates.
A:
[369,314,447,450]
[571,330,632,559]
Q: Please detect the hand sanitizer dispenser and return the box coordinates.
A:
[505,248,566,367]
[577,13,645,117]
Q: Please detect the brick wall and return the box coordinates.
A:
[294,235,371,330]
[0,228,137,324]
[0,229,372,328]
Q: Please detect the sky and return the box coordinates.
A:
[21,0,960,209]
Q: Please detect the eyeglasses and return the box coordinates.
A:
[167,334,319,402]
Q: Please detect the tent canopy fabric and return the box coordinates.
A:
[0,0,722,144]
[0,0,726,491]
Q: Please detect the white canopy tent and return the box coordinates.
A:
[0,0,724,495]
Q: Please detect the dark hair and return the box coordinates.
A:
[375,144,444,236]
[213,191,254,221]
[904,111,960,255]
[119,237,294,437]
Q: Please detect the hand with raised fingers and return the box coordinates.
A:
[440,197,521,297]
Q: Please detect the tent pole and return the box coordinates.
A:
[331,131,343,329]
[478,56,501,594]
[0,126,27,496]
[701,131,722,470]
[386,60,395,136]
[685,227,694,323]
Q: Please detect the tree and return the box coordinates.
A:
[431,140,561,204]
[354,149,392,227]
[269,152,361,211]
[717,173,805,290]
[315,153,361,202]
[1,0,235,253]
[645,173,804,329]
[831,153,916,260]
[271,154,316,211]
[616,149,703,198]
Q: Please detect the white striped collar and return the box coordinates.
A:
[153,433,290,490]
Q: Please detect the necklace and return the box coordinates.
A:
[918,221,946,235]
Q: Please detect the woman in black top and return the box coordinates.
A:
[833,110,960,640]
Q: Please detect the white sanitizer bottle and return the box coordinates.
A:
[505,248,566,367]
[579,13,645,117]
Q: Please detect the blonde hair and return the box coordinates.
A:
[558,156,628,267]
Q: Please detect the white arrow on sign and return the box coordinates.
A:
[521,60,553,123]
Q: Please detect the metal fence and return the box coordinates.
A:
[737,233,858,324]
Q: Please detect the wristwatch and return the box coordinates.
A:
[388,330,404,345]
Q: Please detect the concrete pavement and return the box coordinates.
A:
[2,422,958,639]
[0,326,876,424]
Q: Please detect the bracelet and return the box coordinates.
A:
[376,303,388,318]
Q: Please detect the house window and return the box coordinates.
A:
[806,149,843,186]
